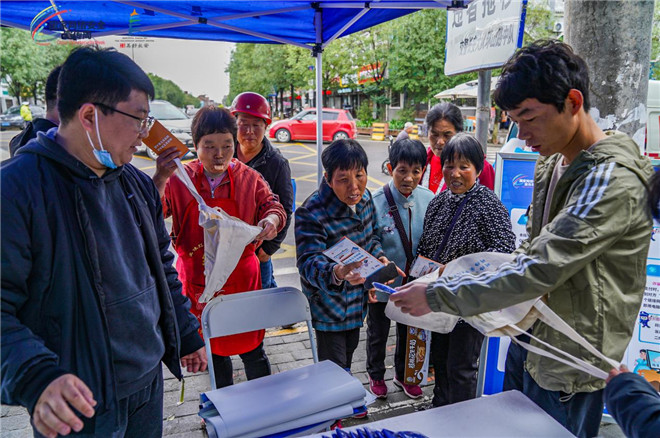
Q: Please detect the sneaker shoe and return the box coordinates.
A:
[393,377,423,399]
[368,376,388,399]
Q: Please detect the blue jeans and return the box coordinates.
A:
[508,341,604,438]
[260,259,277,289]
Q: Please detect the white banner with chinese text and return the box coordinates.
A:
[445,0,527,75]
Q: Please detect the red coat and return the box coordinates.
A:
[162,158,286,355]
[424,147,495,193]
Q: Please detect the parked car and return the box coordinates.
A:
[0,105,46,130]
[137,100,194,160]
[269,108,357,143]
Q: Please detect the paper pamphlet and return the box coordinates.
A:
[409,255,442,278]
[323,237,384,278]
[142,119,189,158]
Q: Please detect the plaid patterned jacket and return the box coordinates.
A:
[295,179,384,331]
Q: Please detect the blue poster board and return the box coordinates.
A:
[478,152,538,395]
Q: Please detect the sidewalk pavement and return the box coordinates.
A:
[1,320,626,438]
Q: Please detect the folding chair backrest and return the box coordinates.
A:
[200,287,318,389]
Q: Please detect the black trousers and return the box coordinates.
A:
[212,342,271,388]
[431,321,484,407]
[366,301,408,381]
[315,328,361,371]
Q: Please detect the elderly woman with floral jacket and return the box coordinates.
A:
[295,139,390,376]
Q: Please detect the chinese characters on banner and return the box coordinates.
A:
[445,0,527,75]
[624,223,660,391]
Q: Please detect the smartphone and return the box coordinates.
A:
[373,282,398,294]
[372,282,398,302]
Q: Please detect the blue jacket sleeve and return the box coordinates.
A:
[1,180,68,412]
[605,372,660,438]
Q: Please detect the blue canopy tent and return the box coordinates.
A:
[1,0,469,182]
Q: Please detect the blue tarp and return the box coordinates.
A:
[1,1,462,47]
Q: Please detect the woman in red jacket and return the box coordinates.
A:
[421,102,495,193]
[153,106,286,387]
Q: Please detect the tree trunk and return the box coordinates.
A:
[565,0,654,149]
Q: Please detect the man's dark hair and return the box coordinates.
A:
[322,139,368,181]
[426,102,463,133]
[494,40,590,113]
[45,65,62,112]
[57,47,155,124]
[191,106,237,146]
[389,138,427,169]
[440,133,485,174]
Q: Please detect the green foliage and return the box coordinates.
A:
[388,119,405,130]
[523,0,556,44]
[356,101,373,126]
[1,27,73,101]
[147,73,199,108]
[396,105,417,123]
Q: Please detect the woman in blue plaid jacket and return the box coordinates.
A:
[295,139,391,374]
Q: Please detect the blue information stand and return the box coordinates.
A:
[477,151,538,396]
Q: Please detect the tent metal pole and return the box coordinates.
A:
[315,8,324,186]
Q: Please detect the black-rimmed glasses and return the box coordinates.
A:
[93,102,155,133]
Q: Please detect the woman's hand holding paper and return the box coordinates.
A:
[333,259,365,286]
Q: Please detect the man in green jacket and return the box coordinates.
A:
[391,40,654,438]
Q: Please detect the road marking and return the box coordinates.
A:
[266,325,309,337]
[368,174,386,187]
[271,243,296,261]
[273,266,300,276]
[287,152,317,163]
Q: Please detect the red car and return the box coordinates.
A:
[269,108,357,142]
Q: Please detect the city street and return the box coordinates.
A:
[0,130,626,438]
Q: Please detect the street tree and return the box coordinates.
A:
[147,73,199,108]
[0,28,72,102]
[387,9,476,110]
[566,0,655,147]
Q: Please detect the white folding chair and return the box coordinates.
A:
[200,286,319,390]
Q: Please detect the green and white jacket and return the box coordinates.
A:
[425,131,654,393]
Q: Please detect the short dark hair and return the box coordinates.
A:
[322,139,368,181]
[45,65,61,112]
[648,169,660,220]
[191,106,237,146]
[494,40,591,113]
[57,47,155,124]
[440,133,484,174]
[389,139,427,169]
[426,102,463,133]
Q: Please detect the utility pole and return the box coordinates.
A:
[565,0,654,149]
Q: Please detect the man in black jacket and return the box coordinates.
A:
[1,47,206,438]
[9,65,62,157]
[231,92,293,290]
